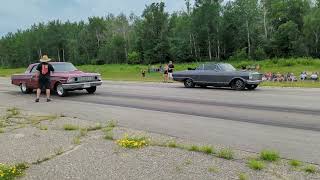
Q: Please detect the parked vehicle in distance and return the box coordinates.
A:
[11,62,103,96]
[173,63,262,90]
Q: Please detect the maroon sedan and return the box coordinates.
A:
[11,62,103,96]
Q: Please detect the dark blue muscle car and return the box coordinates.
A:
[173,63,262,90]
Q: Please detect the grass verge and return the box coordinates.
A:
[304,165,317,174]
[116,134,149,149]
[217,148,234,160]
[0,162,29,179]
[289,160,302,167]
[239,172,249,180]
[260,150,280,162]
[63,124,79,131]
[247,159,265,170]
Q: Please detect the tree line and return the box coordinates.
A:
[0,0,320,68]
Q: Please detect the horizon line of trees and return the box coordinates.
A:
[1,0,320,68]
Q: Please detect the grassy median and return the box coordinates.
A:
[1,58,320,87]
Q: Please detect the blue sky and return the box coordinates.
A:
[0,0,188,37]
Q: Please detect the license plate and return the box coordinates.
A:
[83,83,91,88]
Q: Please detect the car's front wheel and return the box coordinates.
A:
[231,79,245,90]
[86,86,97,94]
[184,79,195,88]
[56,83,67,97]
[246,84,258,90]
[20,83,32,94]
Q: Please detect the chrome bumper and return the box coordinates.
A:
[62,81,103,90]
[246,80,262,85]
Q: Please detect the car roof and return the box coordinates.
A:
[199,63,229,66]
[29,62,72,66]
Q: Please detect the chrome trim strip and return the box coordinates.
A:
[62,81,103,89]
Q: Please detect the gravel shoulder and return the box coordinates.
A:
[0,107,319,180]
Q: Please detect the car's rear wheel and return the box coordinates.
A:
[231,79,245,90]
[246,84,258,90]
[56,83,67,97]
[20,83,32,94]
[184,79,195,88]
[86,86,97,94]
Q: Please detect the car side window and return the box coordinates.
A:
[204,64,220,71]
[30,65,38,74]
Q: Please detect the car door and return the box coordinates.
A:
[29,64,39,89]
[197,64,222,83]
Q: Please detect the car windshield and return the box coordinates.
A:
[219,64,236,71]
[52,63,78,72]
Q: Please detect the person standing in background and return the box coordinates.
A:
[163,64,168,83]
[168,61,175,82]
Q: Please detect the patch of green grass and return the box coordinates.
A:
[73,136,81,145]
[217,148,234,160]
[0,162,29,179]
[86,123,102,131]
[0,128,4,133]
[39,125,48,131]
[102,121,117,140]
[167,140,178,148]
[28,115,58,125]
[79,128,88,137]
[247,159,265,170]
[188,145,200,152]
[116,134,149,149]
[63,124,79,131]
[260,150,280,162]
[199,145,214,154]
[261,81,320,88]
[304,165,317,174]
[104,131,114,140]
[6,107,20,116]
[106,120,117,128]
[0,67,25,77]
[239,172,249,180]
[208,166,219,173]
[289,160,302,167]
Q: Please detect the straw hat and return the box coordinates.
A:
[40,55,51,62]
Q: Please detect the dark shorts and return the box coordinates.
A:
[38,77,51,90]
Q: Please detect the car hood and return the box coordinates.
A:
[174,70,261,75]
[51,71,100,78]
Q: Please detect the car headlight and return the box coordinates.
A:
[96,75,102,81]
[67,77,75,83]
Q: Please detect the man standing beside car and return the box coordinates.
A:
[35,55,54,102]
[168,61,175,82]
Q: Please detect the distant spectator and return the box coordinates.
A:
[262,75,267,81]
[275,72,284,82]
[163,64,168,83]
[141,69,146,78]
[300,72,307,80]
[289,73,297,82]
[255,64,261,71]
[311,72,318,81]
[159,65,163,72]
[168,61,175,81]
